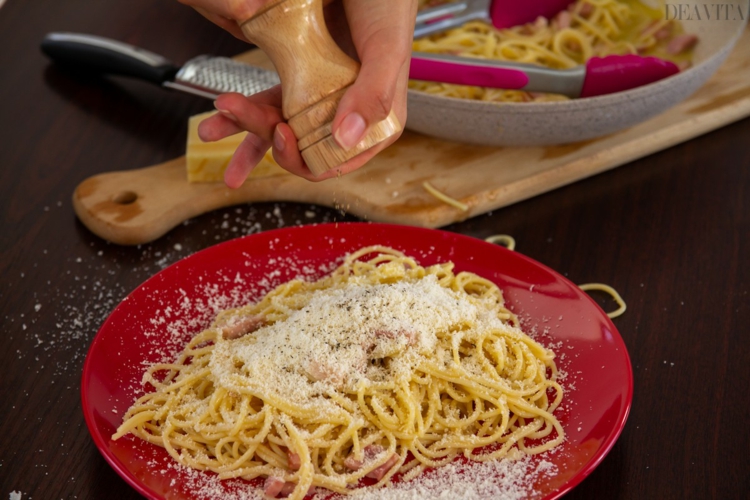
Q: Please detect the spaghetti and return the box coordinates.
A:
[113,246,564,499]
[579,282,627,318]
[485,234,517,251]
[422,181,470,211]
[481,235,627,318]
[412,0,696,102]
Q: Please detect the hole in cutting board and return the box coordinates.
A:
[113,191,138,205]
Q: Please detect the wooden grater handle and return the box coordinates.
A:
[238,0,401,177]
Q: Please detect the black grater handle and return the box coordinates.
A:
[41,32,179,85]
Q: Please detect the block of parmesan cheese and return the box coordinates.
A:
[186,111,287,183]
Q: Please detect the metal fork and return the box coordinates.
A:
[414,0,492,39]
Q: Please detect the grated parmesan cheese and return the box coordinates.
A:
[210,274,508,413]
[347,456,557,500]
[150,452,558,500]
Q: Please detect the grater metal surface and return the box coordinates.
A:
[165,55,280,99]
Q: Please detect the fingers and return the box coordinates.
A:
[271,123,312,179]
[198,86,282,143]
[197,112,243,142]
[224,132,271,189]
[196,86,290,188]
[332,0,417,150]
[271,123,372,183]
[199,89,318,185]
[219,122,320,185]
[314,57,412,181]
[200,88,283,143]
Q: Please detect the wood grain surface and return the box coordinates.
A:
[1,1,748,500]
[73,27,750,244]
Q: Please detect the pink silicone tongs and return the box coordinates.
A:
[409,53,680,98]
[411,0,680,98]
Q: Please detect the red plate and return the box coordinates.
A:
[82,223,633,499]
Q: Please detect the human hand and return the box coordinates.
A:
[180,0,417,185]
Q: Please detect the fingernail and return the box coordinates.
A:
[274,125,286,153]
[334,113,366,150]
[214,101,237,122]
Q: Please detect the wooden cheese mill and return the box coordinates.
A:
[238,0,402,177]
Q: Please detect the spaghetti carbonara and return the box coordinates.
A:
[113,246,564,499]
[413,0,697,102]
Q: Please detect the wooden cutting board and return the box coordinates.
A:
[74,28,750,245]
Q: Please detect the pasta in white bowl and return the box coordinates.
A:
[406,0,747,146]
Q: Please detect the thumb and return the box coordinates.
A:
[331,28,411,150]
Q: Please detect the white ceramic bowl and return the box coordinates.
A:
[405,0,748,146]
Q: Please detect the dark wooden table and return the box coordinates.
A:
[1,1,748,499]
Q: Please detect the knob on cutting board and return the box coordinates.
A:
[238,0,402,177]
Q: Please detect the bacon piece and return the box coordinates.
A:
[264,477,313,498]
[345,444,383,471]
[374,329,417,346]
[278,482,314,498]
[263,476,285,497]
[306,360,327,381]
[287,450,301,471]
[220,314,266,340]
[654,25,673,41]
[578,1,594,18]
[345,445,398,479]
[553,10,572,30]
[641,20,673,41]
[667,34,698,55]
[519,16,548,35]
[307,359,338,383]
[279,482,297,496]
[365,454,399,481]
[344,456,363,471]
